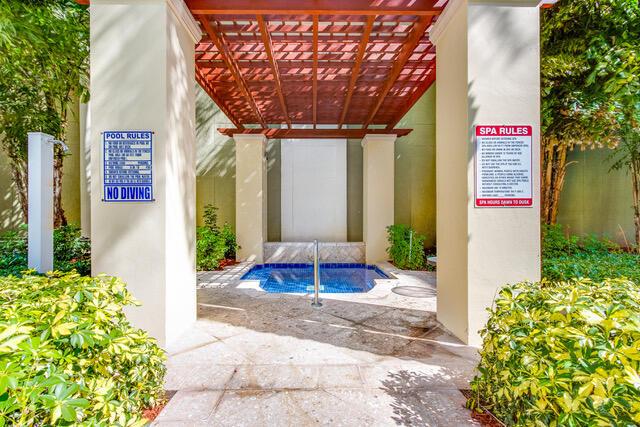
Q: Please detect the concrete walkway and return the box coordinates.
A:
[153,263,480,426]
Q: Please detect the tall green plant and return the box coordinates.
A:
[609,122,640,251]
[386,224,426,270]
[0,0,89,226]
[196,204,238,270]
[540,0,640,224]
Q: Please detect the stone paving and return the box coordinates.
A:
[153,263,481,426]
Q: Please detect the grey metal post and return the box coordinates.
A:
[312,239,322,307]
[28,132,55,273]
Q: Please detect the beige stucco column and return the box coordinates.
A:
[90,0,201,347]
[234,134,267,262]
[430,0,541,346]
[79,102,91,238]
[362,134,396,263]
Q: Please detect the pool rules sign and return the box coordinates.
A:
[103,131,153,202]
[474,125,533,208]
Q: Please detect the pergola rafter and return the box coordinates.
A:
[218,127,413,139]
[188,2,443,131]
[362,15,433,129]
[197,15,267,128]
[195,68,244,130]
[312,15,319,129]
[186,0,443,16]
[256,15,291,128]
[338,15,374,129]
[187,1,444,131]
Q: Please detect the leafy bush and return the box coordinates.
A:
[219,223,238,260]
[196,227,226,271]
[542,224,620,258]
[0,272,166,426]
[0,225,91,277]
[468,278,640,426]
[53,225,91,276]
[541,224,580,258]
[196,204,238,270]
[0,229,27,277]
[542,224,639,282]
[543,252,640,283]
[386,224,426,270]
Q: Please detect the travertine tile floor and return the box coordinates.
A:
[153,263,480,426]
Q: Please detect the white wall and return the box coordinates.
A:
[281,139,347,242]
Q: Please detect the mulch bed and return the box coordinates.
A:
[216,258,238,270]
[460,390,505,427]
[142,390,177,423]
[388,260,436,272]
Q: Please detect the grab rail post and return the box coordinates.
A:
[312,239,322,307]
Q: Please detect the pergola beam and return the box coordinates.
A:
[257,15,291,128]
[363,15,432,129]
[312,15,318,129]
[186,0,443,15]
[195,68,244,130]
[338,16,374,129]
[198,15,267,128]
[386,67,436,130]
[218,128,413,139]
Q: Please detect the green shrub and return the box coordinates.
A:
[542,223,580,258]
[542,224,640,282]
[53,225,91,276]
[543,252,640,282]
[196,227,226,270]
[202,204,219,232]
[0,229,27,277]
[386,224,426,270]
[196,204,238,270]
[0,272,166,426]
[542,224,621,258]
[468,278,640,426]
[0,225,91,277]
[219,223,238,260]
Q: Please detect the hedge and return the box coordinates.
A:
[468,278,640,426]
[0,272,165,426]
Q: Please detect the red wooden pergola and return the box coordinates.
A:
[80,0,446,138]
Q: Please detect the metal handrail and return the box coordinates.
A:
[311,239,322,307]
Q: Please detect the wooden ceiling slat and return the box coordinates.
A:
[198,15,267,128]
[195,68,244,129]
[191,6,441,130]
[257,15,291,128]
[312,15,318,129]
[187,0,443,16]
[386,68,436,129]
[338,15,374,129]
[362,16,432,129]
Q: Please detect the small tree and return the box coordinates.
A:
[0,0,89,226]
[609,120,640,251]
[540,0,639,224]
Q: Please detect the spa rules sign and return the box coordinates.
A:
[474,125,533,208]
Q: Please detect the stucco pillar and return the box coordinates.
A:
[430,0,541,346]
[89,0,201,347]
[234,134,267,262]
[362,134,396,263]
[79,102,91,238]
